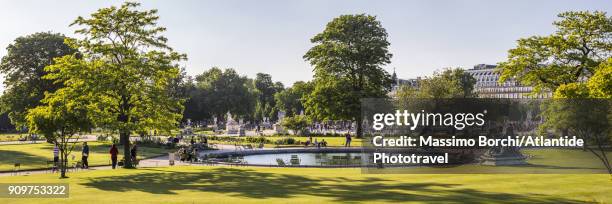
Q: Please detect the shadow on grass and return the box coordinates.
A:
[0,150,49,166]
[523,163,606,171]
[82,168,589,203]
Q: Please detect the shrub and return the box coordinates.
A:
[281,115,311,135]
[246,136,268,144]
[274,137,296,145]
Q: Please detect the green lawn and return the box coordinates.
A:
[0,166,610,203]
[0,142,173,171]
[0,133,26,142]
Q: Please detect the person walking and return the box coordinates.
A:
[109,144,119,169]
[81,142,89,169]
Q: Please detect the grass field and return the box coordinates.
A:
[0,133,26,142]
[0,166,610,203]
[0,142,174,171]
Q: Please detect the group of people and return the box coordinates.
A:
[52,142,138,170]
[177,146,199,162]
[305,136,328,148]
[109,143,138,169]
[303,133,352,148]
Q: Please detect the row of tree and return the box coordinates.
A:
[0,2,609,175]
[1,3,185,176]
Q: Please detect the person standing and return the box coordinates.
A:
[130,144,138,164]
[109,144,119,169]
[81,142,89,169]
[345,133,352,147]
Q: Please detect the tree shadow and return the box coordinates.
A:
[523,163,605,171]
[82,168,590,203]
[0,150,50,167]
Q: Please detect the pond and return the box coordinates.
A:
[241,152,367,166]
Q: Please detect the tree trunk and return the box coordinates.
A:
[60,152,67,178]
[356,116,363,138]
[121,131,133,168]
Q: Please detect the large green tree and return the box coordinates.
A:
[26,87,94,178]
[193,67,255,122]
[501,11,612,175]
[498,11,611,93]
[397,68,476,99]
[253,73,283,122]
[0,32,77,128]
[48,2,186,168]
[304,14,393,137]
[275,81,313,117]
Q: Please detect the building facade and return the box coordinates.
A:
[390,64,551,99]
[464,64,551,99]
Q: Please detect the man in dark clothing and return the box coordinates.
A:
[110,144,119,169]
[130,144,138,164]
[82,142,89,169]
[345,133,352,147]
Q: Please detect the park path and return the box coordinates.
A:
[0,142,360,177]
[0,143,250,177]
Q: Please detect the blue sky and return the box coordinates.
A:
[0,0,609,91]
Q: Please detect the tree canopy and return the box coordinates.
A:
[498,11,611,93]
[0,32,77,128]
[26,87,94,178]
[45,2,186,168]
[304,14,393,137]
[275,81,313,117]
[397,68,477,99]
[191,67,256,122]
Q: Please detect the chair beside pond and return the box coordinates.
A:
[331,156,349,165]
[290,155,300,166]
[276,158,286,166]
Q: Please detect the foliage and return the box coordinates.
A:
[586,58,612,98]
[498,11,611,93]
[191,67,256,121]
[303,14,393,137]
[539,99,612,174]
[245,136,269,144]
[48,2,186,168]
[26,87,94,178]
[274,137,297,145]
[281,115,312,135]
[253,73,284,122]
[399,68,477,99]
[274,81,313,117]
[0,32,77,128]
